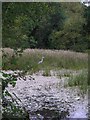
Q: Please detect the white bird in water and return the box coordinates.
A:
[75,97,80,101]
[38,56,44,64]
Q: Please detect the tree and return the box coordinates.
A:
[2,2,89,52]
[49,3,88,52]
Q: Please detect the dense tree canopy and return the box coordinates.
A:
[2,2,89,52]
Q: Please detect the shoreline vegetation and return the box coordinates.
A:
[2,48,88,71]
[1,48,88,91]
[1,48,88,119]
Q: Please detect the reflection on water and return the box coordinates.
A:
[4,71,88,119]
[29,108,69,120]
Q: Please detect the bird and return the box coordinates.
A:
[81,0,90,7]
[75,97,80,101]
[38,56,44,64]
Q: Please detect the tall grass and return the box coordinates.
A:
[2,48,88,71]
[68,69,88,93]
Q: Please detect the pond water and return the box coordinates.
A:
[4,70,88,119]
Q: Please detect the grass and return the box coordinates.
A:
[67,69,88,93]
[2,48,88,72]
[57,69,74,79]
[42,68,51,76]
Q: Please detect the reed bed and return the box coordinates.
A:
[2,48,88,71]
[67,69,88,93]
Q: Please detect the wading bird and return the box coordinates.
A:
[38,56,44,64]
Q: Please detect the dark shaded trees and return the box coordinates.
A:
[2,2,89,52]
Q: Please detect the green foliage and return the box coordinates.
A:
[68,69,88,93]
[1,49,30,119]
[2,72,17,91]
[49,3,88,51]
[1,71,30,119]
[2,3,64,49]
[2,2,89,52]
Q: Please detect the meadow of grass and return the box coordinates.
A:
[2,48,88,72]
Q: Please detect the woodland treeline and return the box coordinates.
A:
[2,2,90,52]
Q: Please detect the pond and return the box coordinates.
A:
[4,70,88,119]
